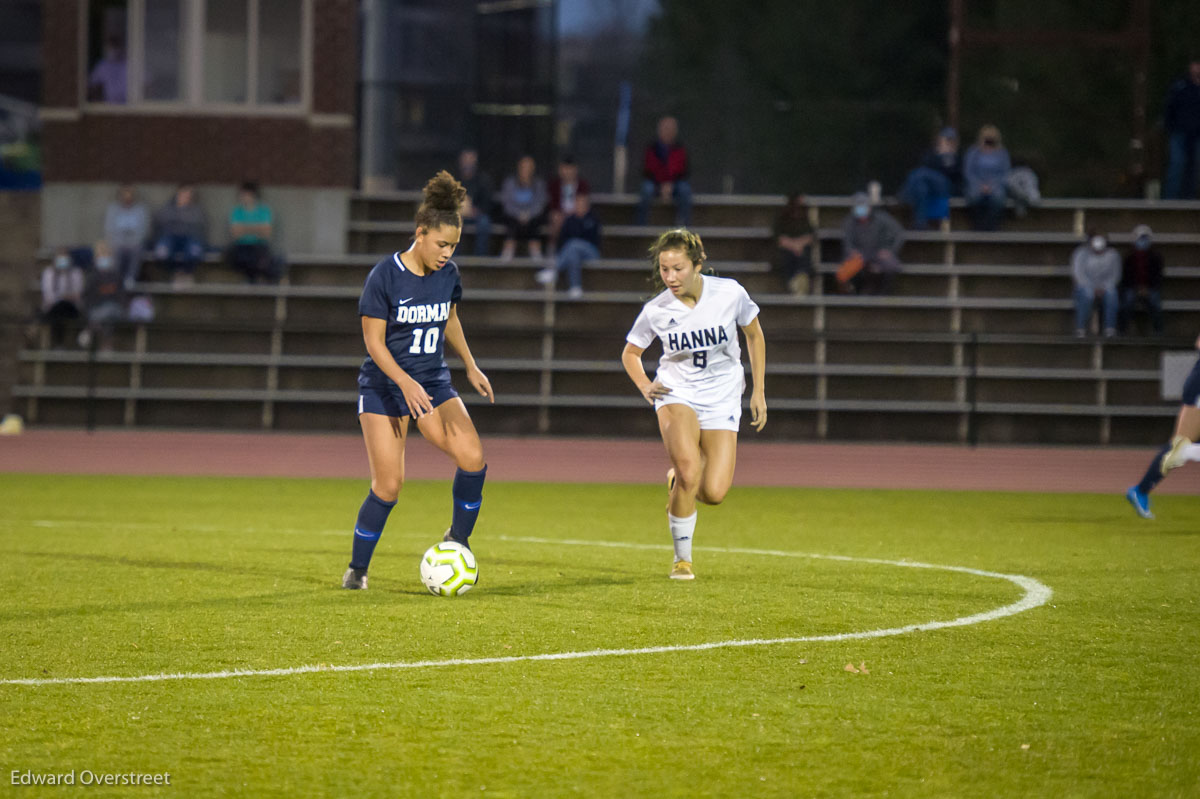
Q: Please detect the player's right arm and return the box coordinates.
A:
[361,316,434,417]
[622,342,670,405]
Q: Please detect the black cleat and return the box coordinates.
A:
[442,527,471,550]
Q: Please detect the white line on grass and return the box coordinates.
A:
[0,537,1051,687]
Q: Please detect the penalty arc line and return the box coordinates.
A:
[0,537,1052,688]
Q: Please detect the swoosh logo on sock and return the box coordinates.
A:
[461,501,481,511]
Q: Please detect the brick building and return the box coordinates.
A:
[39,0,357,255]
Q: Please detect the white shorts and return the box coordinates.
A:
[655,394,742,431]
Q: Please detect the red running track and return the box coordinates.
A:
[0,429,1195,494]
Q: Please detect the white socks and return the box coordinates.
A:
[1184,443,1200,464]
[668,512,697,563]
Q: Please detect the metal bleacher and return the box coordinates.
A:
[14,191,1200,444]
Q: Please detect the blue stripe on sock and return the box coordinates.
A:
[450,465,487,541]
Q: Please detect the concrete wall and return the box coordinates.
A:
[40,183,348,256]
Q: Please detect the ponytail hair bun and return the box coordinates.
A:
[416,170,466,230]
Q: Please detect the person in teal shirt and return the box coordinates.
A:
[227,182,280,282]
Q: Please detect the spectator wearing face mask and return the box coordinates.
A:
[80,240,126,351]
[1119,224,1165,335]
[836,192,905,295]
[37,248,86,348]
[1071,230,1121,337]
[964,124,1011,231]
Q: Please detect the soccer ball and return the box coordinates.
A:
[419,541,478,597]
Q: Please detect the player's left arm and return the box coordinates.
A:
[741,317,767,432]
[444,304,494,403]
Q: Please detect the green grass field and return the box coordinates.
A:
[2,473,1199,798]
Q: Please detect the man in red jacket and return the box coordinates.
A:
[635,116,693,226]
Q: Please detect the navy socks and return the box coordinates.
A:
[349,466,484,570]
[349,491,396,570]
[1136,443,1172,495]
[450,465,487,543]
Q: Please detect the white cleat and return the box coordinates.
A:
[341,567,368,590]
[1161,435,1192,476]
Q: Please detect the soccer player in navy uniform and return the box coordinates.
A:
[342,172,494,590]
[1127,332,1200,519]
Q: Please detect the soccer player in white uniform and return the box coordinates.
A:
[622,229,767,579]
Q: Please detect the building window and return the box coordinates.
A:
[84,0,307,111]
[204,0,248,102]
[257,0,303,104]
[143,0,183,101]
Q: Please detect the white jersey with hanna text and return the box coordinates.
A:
[626,275,760,407]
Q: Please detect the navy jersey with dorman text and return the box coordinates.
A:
[357,250,463,388]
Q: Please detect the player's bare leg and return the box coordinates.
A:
[361,413,408,501]
[696,429,737,506]
[659,404,703,516]
[658,404,703,578]
[418,397,484,470]
[344,413,409,588]
[417,398,487,547]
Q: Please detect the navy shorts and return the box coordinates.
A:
[358,380,459,418]
[1183,357,1200,407]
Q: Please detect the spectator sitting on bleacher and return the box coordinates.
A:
[498,155,549,261]
[79,241,126,352]
[104,183,149,289]
[772,192,815,295]
[37,247,85,348]
[899,127,961,229]
[457,148,494,256]
[547,156,591,258]
[1119,224,1165,336]
[1071,230,1120,338]
[964,124,1011,231]
[635,116,692,227]
[536,191,602,299]
[836,192,905,296]
[227,181,280,284]
[153,184,208,288]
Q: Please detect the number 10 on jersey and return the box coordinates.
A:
[409,327,440,354]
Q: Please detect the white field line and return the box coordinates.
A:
[0,535,1052,688]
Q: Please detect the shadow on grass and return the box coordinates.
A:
[0,549,347,621]
[469,573,640,597]
[0,587,345,625]
[373,571,642,598]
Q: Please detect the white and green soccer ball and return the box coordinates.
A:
[419,541,478,597]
